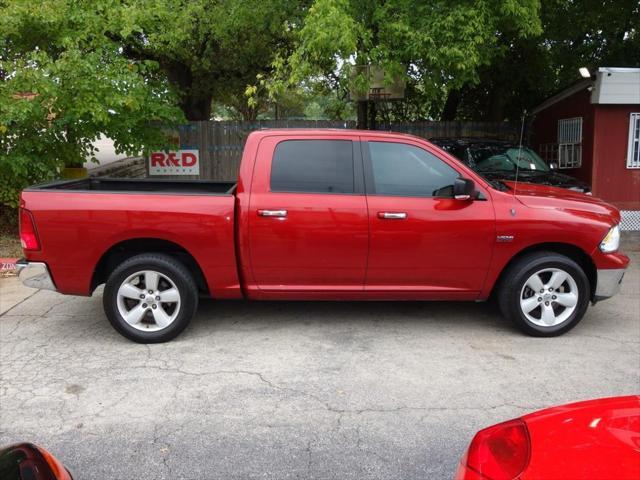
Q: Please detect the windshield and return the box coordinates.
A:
[469,146,550,173]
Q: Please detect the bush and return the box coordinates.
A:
[0,154,59,211]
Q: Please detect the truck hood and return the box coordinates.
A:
[503,181,621,223]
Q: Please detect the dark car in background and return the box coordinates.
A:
[431,138,591,194]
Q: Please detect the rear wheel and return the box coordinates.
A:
[498,252,590,336]
[103,254,198,343]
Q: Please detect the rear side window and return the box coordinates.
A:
[368,141,459,197]
[271,140,354,193]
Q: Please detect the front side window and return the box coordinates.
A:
[368,141,459,197]
[270,140,354,193]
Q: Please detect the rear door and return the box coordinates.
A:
[363,138,495,297]
[248,135,368,294]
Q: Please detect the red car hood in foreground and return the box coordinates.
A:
[503,181,621,222]
[456,396,640,480]
[522,396,640,479]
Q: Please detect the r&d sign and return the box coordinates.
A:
[149,150,200,175]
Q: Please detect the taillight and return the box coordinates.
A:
[463,418,530,480]
[19,208,40,251]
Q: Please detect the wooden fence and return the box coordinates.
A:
[152,120,519,181]
[376,120,520,141]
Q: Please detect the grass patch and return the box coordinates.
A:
[0,216,21,258]
[0,234,21,258]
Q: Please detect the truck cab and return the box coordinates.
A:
[239,131,495,299]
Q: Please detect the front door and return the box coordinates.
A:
[363,138,495,297]
[248,135,368,293]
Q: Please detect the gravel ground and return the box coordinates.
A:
[1,234,638,479]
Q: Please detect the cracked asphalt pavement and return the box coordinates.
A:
[1,235,639,479]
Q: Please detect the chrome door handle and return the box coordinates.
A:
[258,209,288,218]
[378,212,407,219]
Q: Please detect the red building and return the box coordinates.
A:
[531,67,640,218]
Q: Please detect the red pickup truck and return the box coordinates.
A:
[17,130,628,343]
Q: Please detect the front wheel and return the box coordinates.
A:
[497,252,590,336]
[103,254,198,343]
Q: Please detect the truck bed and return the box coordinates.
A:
[28,178,237,195]
[21,179,240,297]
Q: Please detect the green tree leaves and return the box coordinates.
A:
[0,0,184,209]
[279,0,541,120]
[108,0,303,120]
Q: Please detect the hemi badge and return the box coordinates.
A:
[496,235,514,243]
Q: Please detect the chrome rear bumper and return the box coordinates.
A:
[15,259,57,291]
[594,268,626,302]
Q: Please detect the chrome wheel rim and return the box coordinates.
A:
[116,270,181,332]
[520,268,579,327]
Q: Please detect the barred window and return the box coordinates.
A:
[557,117,583,169]
[627,113,640,169]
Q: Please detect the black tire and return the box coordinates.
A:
[497,252,590,337]
[103,253,198,343]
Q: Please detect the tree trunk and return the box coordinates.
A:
[357,100,368,129]
[440,89,461,121]
[486,89,506,122]
[114,47,213,121]
[487,103,505,122]
[241,107,258,121]
[235,101,258,121]
[164,64,212,121]
[180,94,213,121]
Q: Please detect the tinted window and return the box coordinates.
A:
[271,140,354,193]
[368,142,459,197]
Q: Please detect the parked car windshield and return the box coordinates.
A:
[470,146,550,173]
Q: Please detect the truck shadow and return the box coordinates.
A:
[190,298,514,335]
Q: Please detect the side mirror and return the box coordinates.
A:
[453,178,475,200]
[549,162,558,170]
